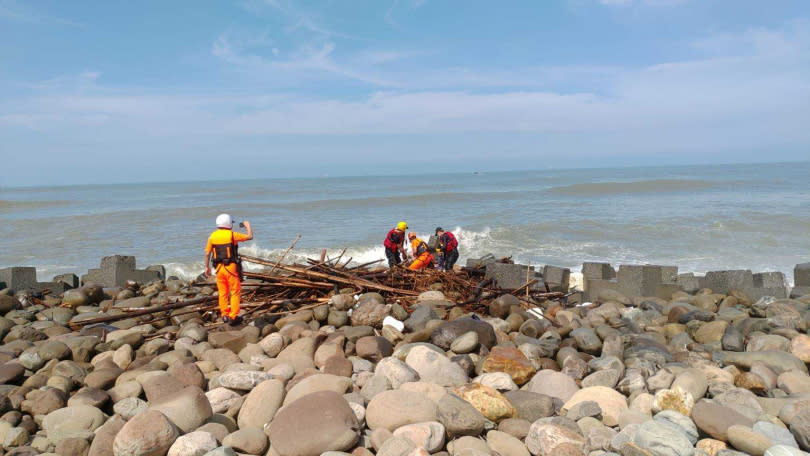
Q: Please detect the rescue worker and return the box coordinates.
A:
[383,221,409,267]
[435,227,459,271]
[205,214,253,324]
[407,232,435,271]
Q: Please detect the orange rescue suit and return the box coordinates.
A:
[408,238,435,271]
[206,229,248,318]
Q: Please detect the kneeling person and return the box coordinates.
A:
[407,232,435,271]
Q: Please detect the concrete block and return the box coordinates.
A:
[0,267,69,293]
[584,278,621,302]
[795,263,810,287]
[466,254,497,269]
[0,267,38,291]
[753,272,786,289]
[655,283,684,300]
[660,266,679,284]
[677,273,701,293]
[743,286,787,301]
[701,270,754,294]
[52,274,79,289]
[617,265,662,297]
[542,265,571,292]
[485,263,541,290]
[147,265,166,280]
[790,286,810,299]
[582,262,615,281]
[82,255,163,287]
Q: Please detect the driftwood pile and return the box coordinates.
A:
[68,250,569,333]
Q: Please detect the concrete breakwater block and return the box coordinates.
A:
[81,255,164,287]
[466,255,570,292]
[0,267,73,293]
[791,263,810,298]
[584,264,681,301]
[584,264,793,301]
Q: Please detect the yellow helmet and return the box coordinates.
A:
[397,221,408,231]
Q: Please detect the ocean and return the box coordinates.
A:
[2,161,809,285]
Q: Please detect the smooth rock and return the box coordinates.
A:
[562,386,627,427]
[267,391,360,456]
[167,431,218,456]
[367,389,439,431]
[113,410,179,456]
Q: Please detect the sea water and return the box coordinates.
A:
[2,161,809,284]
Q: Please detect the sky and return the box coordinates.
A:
[1,0,808,187]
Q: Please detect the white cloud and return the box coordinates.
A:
[2,23,808,169]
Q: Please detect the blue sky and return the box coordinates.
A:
[1,0,808,186]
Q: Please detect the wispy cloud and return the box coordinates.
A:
[2,21,808,185]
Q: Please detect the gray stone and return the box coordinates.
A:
[431,318,497,350]
[634,420,694,456]
[437,393,486,437]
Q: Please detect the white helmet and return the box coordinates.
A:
[216,213,234,229]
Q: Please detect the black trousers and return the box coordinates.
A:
[442,248,459,270]
[385,249,401,267]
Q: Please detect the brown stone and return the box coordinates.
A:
[453,383,518,422]
[691,399,754,441]
[482,346,536,385]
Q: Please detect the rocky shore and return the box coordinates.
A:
[0,266,809,456]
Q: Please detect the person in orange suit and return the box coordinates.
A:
[205,213,253,324]
[407,232,435,271]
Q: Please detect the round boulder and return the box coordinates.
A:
[267,391,360,456]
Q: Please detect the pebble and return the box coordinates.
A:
[0,270,807,456]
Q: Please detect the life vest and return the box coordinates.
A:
[211,231,240,267]
[413,238,429,256]
[384,229,403,252]
[442,232,458,252]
